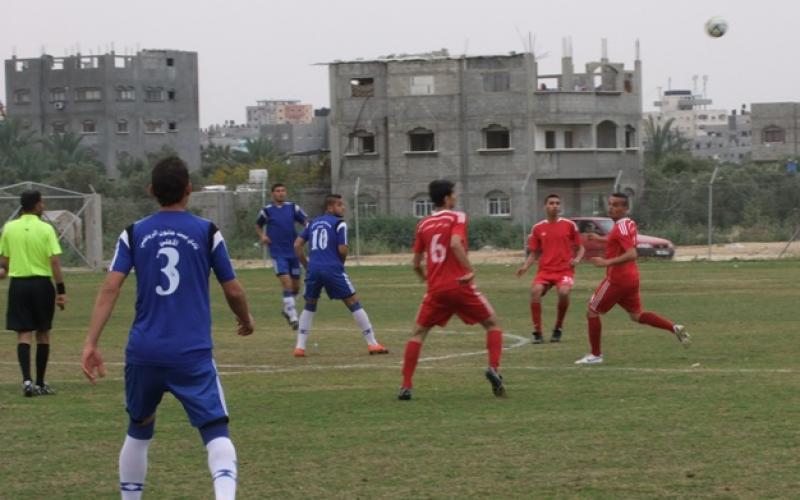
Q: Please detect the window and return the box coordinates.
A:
[166,57,175,67]
[414,198,434,218]
[51,121,66,134]
[410,75,435,95]
[167,90,176,101]
[483,72,510,92]
[117,87,135,101]
[117,119,129,134]
[544,130,556,149]
[51,59,64,70]
[50,88,66,102]
[145,119,165,134]
[564,130,574,149]
[763,126,785,144]
[597,120,618,148]
[625,125,637,148]
[348,130,376,154]
[15,60,29,72]
[408,128,435,152]
[76,88,102,101]
[358,197,378,218]
[168,121,178,132]
[114,56,127,69]
[14,89,31,104]
[484,124,510,149]
[487,193,511,217]
[145,87,165,101]
[350,78,374,97]
[79,56,99,69]
[82,120,96,134]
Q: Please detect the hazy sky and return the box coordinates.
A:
[2,0,793,127]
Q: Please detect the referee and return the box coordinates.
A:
[0,190,67,397]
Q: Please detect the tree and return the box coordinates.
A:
[233,138,285,164]
[41,131,96,168]
[643,116,690,166]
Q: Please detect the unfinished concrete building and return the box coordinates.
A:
[750,102,800,162]
[4,49,200,177]
[326,41,643,224]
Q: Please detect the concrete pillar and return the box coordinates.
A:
[84,194,103,271]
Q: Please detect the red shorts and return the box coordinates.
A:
[415,284,495,328]
[588,278,642,315]
[533,270,575,289]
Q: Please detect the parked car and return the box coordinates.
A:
[570,217,675,259]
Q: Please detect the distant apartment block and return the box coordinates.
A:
[246,99,313,127]
[260,108,329,155]
[750,102,800,162]
[201,121,260,150]
[4,49,200,176]
[327,44,643,223]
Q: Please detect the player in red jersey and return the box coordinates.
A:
[516,194,585,344]
[398,179,506,400]
[575,193,691,365]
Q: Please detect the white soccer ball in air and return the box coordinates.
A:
[705,17,728,38]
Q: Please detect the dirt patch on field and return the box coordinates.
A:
[234,241,799,269]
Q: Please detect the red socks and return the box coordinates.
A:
[530,303,542,332]
[556,298,569,329]
[638,312,674,332]
[588,316,602,356]
[401,340,422,389]
[486,330,503,369]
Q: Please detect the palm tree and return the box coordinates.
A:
[42,131,95,167]
[233,137,285,164]
[0,118,36,167]
[643,116,690,166]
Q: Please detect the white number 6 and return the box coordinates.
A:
[430,234,446,263]
[156,247,180,296]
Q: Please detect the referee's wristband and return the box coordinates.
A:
[56,283,66,294]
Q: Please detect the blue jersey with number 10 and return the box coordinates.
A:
[109,211,236,367]
[300,214,347,272]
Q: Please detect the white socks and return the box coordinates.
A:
[207,437,237,500]
[119,435,150,500]
[352,308,378,346]
[282,295,297,321]
[296,309,315,349]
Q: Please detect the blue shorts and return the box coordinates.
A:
[304,269,356,300]
[125,360,228,428]
[272,257,301,279]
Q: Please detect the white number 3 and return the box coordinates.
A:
[156,247,180,296]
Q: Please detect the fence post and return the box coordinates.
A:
[707,166,719,260]
[354,176,361,266]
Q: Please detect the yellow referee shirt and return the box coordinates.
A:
[0,214,62,278]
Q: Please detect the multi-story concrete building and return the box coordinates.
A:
[645,89,752,164]
[201,121,260,150]
[260,108,329,155]
[750,102,800,162]
[327,45,643,223]
[4,49,200,177]
[245,99,314,127]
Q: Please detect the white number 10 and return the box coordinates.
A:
[430,234,446,263]
[156,247,180,296]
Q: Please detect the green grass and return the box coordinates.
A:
[1,260,800,499]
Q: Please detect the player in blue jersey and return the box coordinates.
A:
[292,194,388,357]
[255,183,308,330]
[81,156,254,500]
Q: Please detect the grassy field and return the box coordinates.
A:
[1,259,799,499]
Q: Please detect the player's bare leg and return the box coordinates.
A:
[629,311,691,347]
[480,315,506,398]
[529,284,546,344]
[294,298,317,357]
[551,285,572,343]
[575,309,604,365]
[398,324,432,400]
[278,274,299,330]
[343,294,387,354]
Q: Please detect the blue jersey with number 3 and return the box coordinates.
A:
[299,214,347,272]
[109,211,236,367]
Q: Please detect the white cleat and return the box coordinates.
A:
[574,353,604,365]
[673,325,691,348]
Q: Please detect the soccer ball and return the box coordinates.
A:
[705,17,728,38]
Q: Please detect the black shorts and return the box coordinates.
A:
[6,277,56,332]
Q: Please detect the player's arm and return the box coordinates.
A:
[516,250,538,277]
[412,251,425,282]
[450,235,475,283]
[592,247,637,267]
[255,210,270,245]
[50,255,67,310]
[294,235,308,268]
[572,244,586,267]
[586,232,608,243]
[81,271,127,384]
[221,279,254,336]
[0,255,8,279]
[337,221,349,263]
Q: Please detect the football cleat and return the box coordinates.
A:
[23,380,34,398]
[282,311,299,330]
[574,353,603,365]
[368,344,389,355]
[397,387,412,401]
[550,328,563,343]
[531,332,544,344]
[485,367,507,398]
[34,384,56,396]
[673,325,691,348]
[293,348,306,358]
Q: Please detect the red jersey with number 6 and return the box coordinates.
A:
[413,210,469,293]
[606,217,640,285]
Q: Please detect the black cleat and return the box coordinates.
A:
[532,332,544,344]
[485,367,507,398]
[23,381,34,398]
[34,384,56,396]
[550,328,563,343]
[282,311,299,330]
[397,387,412,401]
